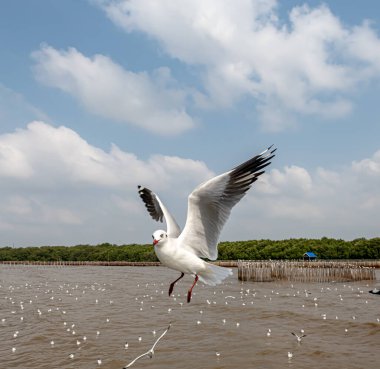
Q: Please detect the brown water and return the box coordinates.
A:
[1,265,379,369]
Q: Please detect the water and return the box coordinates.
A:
[1,265,379,369]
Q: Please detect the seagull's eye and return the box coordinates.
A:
[152,235,154,239]
[160,233,164,238]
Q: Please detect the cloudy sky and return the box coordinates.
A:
[1,0,380,247]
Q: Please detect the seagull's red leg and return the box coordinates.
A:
[187,275,199,303]
[168,272,184,296]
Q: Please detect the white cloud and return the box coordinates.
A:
[0,121,212,188]
[97,0,380,130]
[352,149,380,176]
[0,121,213,245]
[225,150,380,240]
[32,45,194,136]
[0,121,379,245]
[345,21,380,75]
[257,165,312,194]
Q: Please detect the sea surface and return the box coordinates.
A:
[1,265,379,369]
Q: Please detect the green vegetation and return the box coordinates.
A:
[0,237,379,262]
[217,237,380,260]
[0,243,157,262]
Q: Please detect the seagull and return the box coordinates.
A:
[138,146,276,302]
[124,323,171,368]
[369,288,380,295]
[291,332,306,342]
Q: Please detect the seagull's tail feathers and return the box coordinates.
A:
[198,263,233,286]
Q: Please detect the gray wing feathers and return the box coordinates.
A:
[179,146,276,260]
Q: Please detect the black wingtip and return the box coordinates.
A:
[137,186,164,222]
[260,145,276,158]
[264,145,276,155]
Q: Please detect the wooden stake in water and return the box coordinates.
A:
[238,260,376,282]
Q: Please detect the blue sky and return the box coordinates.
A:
[1,0,380,246]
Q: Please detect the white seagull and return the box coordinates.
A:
[291,332,307,342]
[138,146,276,303]
[369,288,380,295]
[124,323,171,368]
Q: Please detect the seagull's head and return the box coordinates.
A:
[152,230,167,246]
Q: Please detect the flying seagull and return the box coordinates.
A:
[124,323,171,368]
[138,146,276,303]
[291,332,307,342]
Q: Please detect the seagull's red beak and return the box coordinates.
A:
[153,239,159,246]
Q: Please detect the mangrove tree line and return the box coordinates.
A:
[0,237,379,262]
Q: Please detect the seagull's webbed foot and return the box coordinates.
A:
[168,272,184,296]
[187,275,199,303]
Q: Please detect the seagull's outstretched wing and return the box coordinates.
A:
[138,186,181,237]
[123,323,171,368]
[178,146,276,260]
[151,323,171,351]
[292,332,306,339]
[124,350,152,368]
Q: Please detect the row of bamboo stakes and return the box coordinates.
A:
[237,260,377,282]
[0,260,378,283]
[0,260,237,267]
[0,260,162,267]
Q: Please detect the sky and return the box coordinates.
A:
[1,0,380,247]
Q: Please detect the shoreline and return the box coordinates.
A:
[1,260,380,268]
[0,260,238,267]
